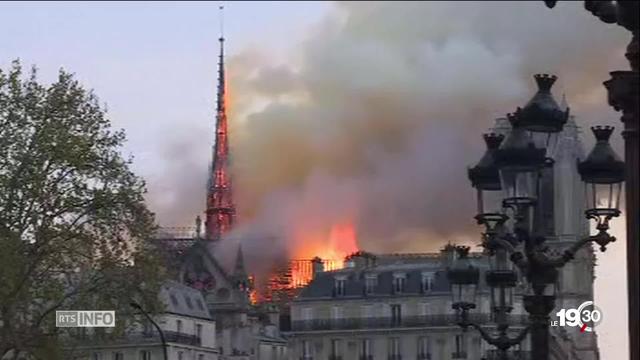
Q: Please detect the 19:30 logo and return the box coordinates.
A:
[553,301,603,332]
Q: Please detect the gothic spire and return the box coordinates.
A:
[205,5,236,240]
[233,244,247,277]
[233,244,252,298]
[216,5,226,117]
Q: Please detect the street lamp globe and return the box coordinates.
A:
[486,249,518,312]
[578,126,625,236]
[513,74,570,158]
[468,133,507,231]
[447,246,480,311]
[494,114,547,222]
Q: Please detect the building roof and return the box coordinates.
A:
[159,280,213,319]
[296,251,489,301]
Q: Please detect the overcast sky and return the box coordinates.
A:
[0,2,630,358]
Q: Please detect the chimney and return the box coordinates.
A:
[265,304,280,327]
[440,243,457,268]
[344,251,377,269]
[311,257,324,279]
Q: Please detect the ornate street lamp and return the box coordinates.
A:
[448,246,480,315]
[456,73,627,360]
[578,125,625,251]
[513,74,570,157]
[494,113,547,231]
[468,133,508,233]
[486,250,517,317]
[578,126,625,224]
[447,244,529,360]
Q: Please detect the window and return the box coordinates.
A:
[335,278,346,297]
[453,334,467,358]
[302,340,312,358]
[393,274,406,293]
[178,351,183,360]
[421,272,434,292]
[362,304,374,318]
[196,298,205,310]
[455,334,464,352]
[391,304,402,325]
[139,351,151,360]
[198,355,204,360]
[331,339,342,357]
[362,304,374,326]
[196,323,203,339]
[185,295,193,309]
[360,338,372,357]
[364,275,377,295]
[113,353,123,360]
[271,345,278,360]
[417,337,430,359]
[302,307,313,320]
[170,293,179,306]
[419,302,430,317]
[331,306,343,320]
[177,319,183,333]
[388,338,401,357]
[92,353,102,360]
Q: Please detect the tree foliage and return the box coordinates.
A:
[0,61,165,358]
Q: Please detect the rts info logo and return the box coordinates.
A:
[550,301,603,333]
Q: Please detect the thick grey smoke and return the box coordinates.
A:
[221,1,630,262]
[150,1,630,270]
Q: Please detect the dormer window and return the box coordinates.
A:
[364,274,378,295]
[393,273,406,294]
[421,272,434,293]
[335,276,347,297]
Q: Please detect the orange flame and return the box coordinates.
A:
[290,221,359,286]
[254,221,360,304]
[248,275,258,305]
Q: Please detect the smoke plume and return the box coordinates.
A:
[150,1,630,270]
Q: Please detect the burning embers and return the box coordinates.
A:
[256,222,359,303]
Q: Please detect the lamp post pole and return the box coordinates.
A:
[542,3,638,359]
[130,302,168,360]
[524,295,555,360]
[605,45,639,360]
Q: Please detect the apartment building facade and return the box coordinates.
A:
[65,281,219,360]
[288,250,531,360]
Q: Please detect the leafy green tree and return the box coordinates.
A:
[0,61,166,358]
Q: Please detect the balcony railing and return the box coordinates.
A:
[163,330,201,346]
[61,330,202,348]
[485,350,532,360]
[291,314,528,331]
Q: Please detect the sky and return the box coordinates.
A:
[0,1,631,358]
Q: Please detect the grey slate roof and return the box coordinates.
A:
[159,280,213,319]
[296,253,489,300]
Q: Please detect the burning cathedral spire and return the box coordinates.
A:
[205,6,236,241]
